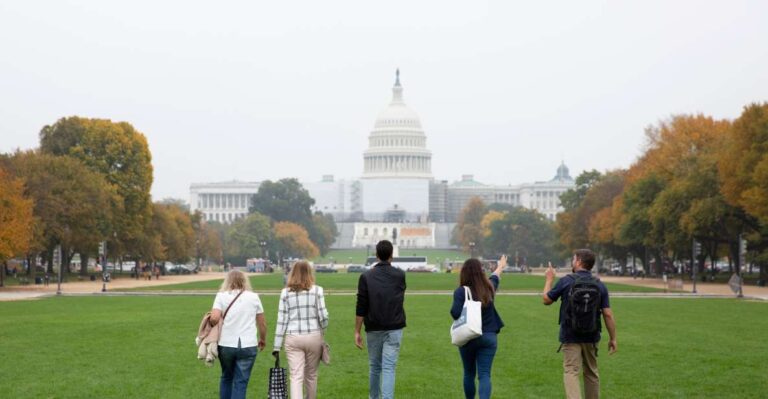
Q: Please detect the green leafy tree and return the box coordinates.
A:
[451,197,487,255]
[718,103,768,279]
[226,213,272,265]
[39,117,154,263]
[555,170,605,255]
[3,151,118,278]
[309,213,338,256]
[485,207,558,267]
[152,203,195,265]
[249,179,315,227]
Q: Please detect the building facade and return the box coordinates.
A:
[189,71,575,247]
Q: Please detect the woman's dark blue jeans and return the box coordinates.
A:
[219,345,258,399]
[458,332,498,399]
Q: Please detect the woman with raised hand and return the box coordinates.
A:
[210,270,267,399]
[450,255,506,399]
[272,261,329,399]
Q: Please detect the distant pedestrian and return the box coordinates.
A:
[355,240,406,399]
[272,261,329,399]
[44,273,50,287]
[450,256,506,399]
[542,249,617,399]
[153,266,160,280]
[210,270,267,399]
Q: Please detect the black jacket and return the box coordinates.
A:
[356,262,407,331]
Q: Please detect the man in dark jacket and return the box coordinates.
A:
[355,240,406,399]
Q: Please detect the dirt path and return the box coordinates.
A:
[0,272,229,300]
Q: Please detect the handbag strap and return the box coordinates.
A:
[464,285,474,302]
[222,290,245,321]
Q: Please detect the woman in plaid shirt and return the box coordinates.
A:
[272,261,329,399]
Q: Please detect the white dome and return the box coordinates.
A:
[362,70,432,179]
[374,91,423,130]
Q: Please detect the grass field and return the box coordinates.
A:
[312,248,469,264]
[128,272,663,293]
[0,295,766,398]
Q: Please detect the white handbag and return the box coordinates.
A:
[450,286,483,346]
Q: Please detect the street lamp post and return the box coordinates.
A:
[101,240,107,293]
[469,242,476,259]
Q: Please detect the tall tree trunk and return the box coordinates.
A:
[79,251,89,276]
[1,260,6,287]
[27,254,37,282]
[729,240,740,275]
[653,250,664,275]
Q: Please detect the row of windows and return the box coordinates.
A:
[206,212,247,223]
[366,156,430,171]
[535,190,564,198]
[370,136,425,148]
[198,193,252,210]
[361,227,394,237]
[379,119,419,127]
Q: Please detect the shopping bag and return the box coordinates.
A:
[450,286,483,346]
[268,353,288,399]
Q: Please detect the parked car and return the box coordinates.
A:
[166,263,192,275]
[315,265,338,273]
[502,266,524,273]
[347,265,366,273]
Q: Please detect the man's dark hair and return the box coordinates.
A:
[376,240,394,261]
[574,249,596,270]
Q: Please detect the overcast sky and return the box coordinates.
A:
[2,0,767,201]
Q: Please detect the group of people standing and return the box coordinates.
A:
[210,241,617,399]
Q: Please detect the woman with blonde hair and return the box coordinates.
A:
[211,270,267,399]
[272,261,329,399]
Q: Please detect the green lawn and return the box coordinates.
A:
[312,248,469,264]
[128,272,663,293]
[0,296,765,398]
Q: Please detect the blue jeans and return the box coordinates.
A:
[458,332,498,399]
[366,329,403,399]
[219,345,258,399]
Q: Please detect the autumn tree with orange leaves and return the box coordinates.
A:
[0,169,34,287]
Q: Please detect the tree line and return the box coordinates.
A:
[0,117,337,285]
[556,103,768,280]
[452,102,768,280]
[452,198,559,267]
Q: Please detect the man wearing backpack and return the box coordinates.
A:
[542,249,617,399]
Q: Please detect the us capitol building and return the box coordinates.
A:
[190,71,574,249]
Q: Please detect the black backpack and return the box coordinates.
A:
[564,273,602,336]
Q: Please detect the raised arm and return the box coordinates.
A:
[493,255,507,277]
[542,262,556,305]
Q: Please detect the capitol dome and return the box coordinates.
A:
[362,70,432,179]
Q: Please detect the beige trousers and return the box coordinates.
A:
[562,343,600,399]
[285,332,323,399]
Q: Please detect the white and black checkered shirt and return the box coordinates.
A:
[273,285,329,351]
